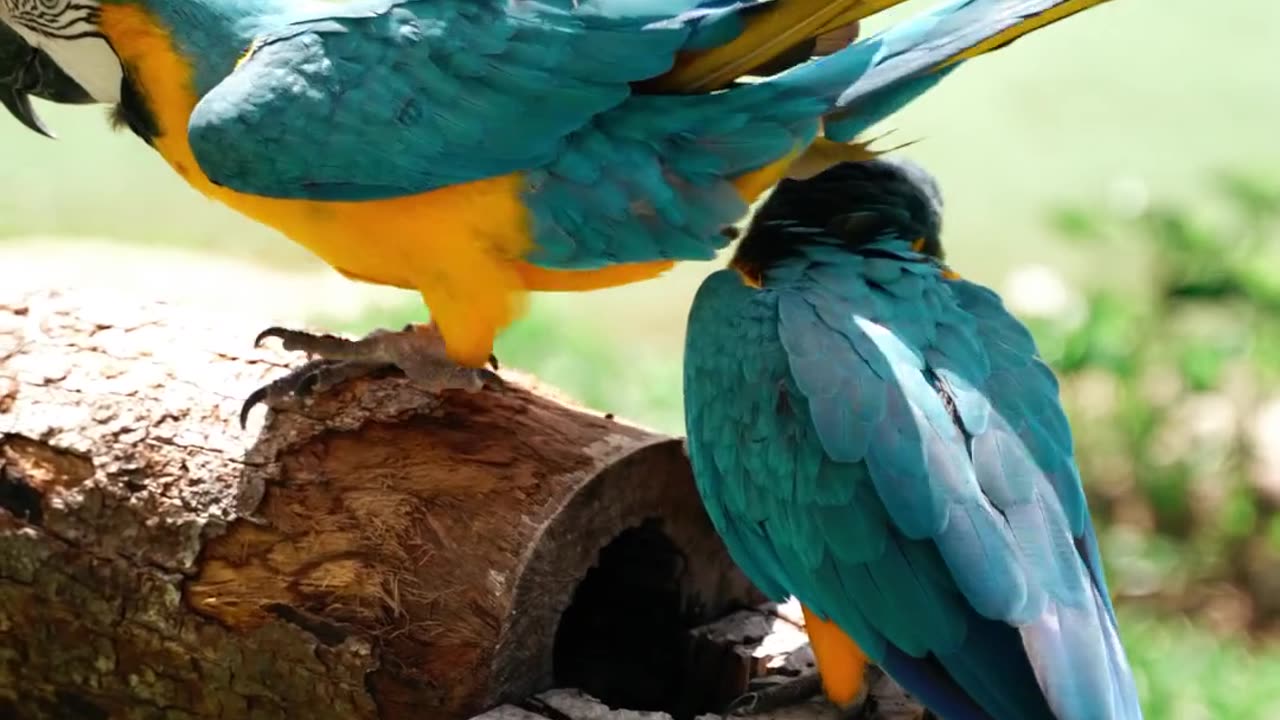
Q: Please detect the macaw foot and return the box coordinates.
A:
[725,673,823,716]
[240,323,502,428]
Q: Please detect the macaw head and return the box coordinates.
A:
[731,157,946,285]
[0,0,118,136]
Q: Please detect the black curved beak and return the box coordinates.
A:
[2,79,54,137]
[0,23,95,138]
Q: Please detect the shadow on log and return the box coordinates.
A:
[0,288,928,720]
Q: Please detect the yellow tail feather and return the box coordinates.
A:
[801,604,870,709]
[933,0,1115,71]
[786,130,920,180]
[645,0,911,94]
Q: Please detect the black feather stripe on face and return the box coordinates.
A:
[1,0,103,42]
[109,72,158,144]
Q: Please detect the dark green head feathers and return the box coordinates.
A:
[731,158,946,286]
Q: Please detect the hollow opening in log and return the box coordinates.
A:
[552,517,714,719]
[0,471,45,525]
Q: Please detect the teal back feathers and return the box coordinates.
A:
[682,159,1143,720]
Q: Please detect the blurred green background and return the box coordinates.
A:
[4,0,1280,715]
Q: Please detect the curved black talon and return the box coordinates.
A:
[238,358,332,430]
[488,353,500,371]
[239,386,270,429]
[478,367,506,389]
[253,326,289,349]
[253,326,350,353]
[239,358,398,429]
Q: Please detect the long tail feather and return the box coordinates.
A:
[932,0,1115,71]
[647,0,911,93]
[812,0,1118,141]
[757,0,1114,179]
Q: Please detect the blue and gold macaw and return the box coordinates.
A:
[0,0,1114,423]
[683,159,1142,719]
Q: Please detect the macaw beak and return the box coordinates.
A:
[2,80,54,137]
[0,23,95,139]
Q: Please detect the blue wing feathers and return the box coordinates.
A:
[937,500,1038,621]
[934,614,1056,719]
[871,535,968,654]
[812,470,886,563]
[191,0,689,198]
[954,279,1091,537]
[777,292,884,464]
[879,646,995,720]
[863,391,944,539]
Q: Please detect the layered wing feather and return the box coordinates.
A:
[643,0,907,93]
[188,0,699,200]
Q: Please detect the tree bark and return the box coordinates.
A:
[0,288,765,720]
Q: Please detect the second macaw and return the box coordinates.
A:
[0,0,1114,422]
[683,158,1142,719]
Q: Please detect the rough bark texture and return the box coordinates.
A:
[0,288,764,720]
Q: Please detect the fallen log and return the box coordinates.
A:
[0,287,926,720]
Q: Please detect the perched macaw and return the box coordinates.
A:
[683,159,1143,719]
[0,0,1114,424]
[0,22,93,137]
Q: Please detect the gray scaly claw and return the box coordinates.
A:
[239,358,400,429]
[240,323,502,429]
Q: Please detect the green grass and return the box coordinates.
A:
[1121,610,1280,720]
